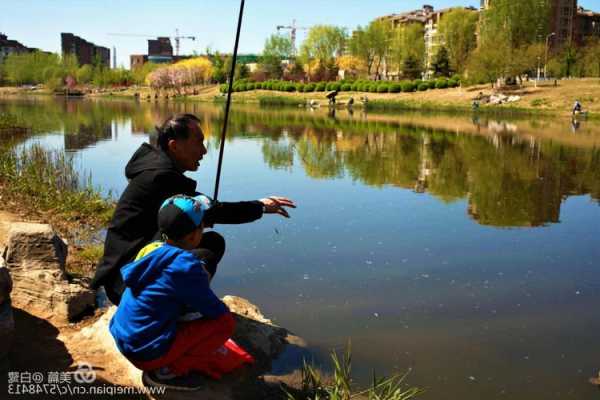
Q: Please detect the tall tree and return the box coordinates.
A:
[300,25,347,67]
[437,9,479,73]
[260,34,293,79]
[390,23,425,78]
[580,39,600,77]
[480,0,551,48]
[262,34,294,60]
[430,46,451,77]
[349,20,392,77]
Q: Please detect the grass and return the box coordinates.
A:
[0,141,114,225]
[258,95,306,107]
[286,346,423,400]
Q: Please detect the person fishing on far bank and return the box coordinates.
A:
[92,114,296,305]
[572,100,583,116]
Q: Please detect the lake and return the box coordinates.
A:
[1,96,599,399]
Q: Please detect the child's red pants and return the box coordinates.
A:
[131,312,254,378]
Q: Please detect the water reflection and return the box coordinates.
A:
[2,97,600,229]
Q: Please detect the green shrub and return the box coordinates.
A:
[418,83,429,91]
[390,83,402,93]
[326,82,341,91]
[219,84,228,93]
[367,84,377,92]
[427,80,437,89]
[284,83,296,92]
[351,83,359,91]
[315,82,326,91]
[435,79,448,89]
[341,83,352,91]
[245,82,255,90]
[401,82,416,92]
[304,83,316,92]
[448,78,459,88]
[296,83,305,92]
[377,84,389,93]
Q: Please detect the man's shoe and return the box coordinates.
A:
[142,369,205,391]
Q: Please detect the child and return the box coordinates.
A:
[109,194,254,391]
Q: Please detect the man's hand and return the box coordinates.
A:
[259,196,296,218]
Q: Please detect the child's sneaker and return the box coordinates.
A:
[142,367,205,391]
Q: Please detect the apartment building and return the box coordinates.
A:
[61,33,110,67]
[0,33,36,63]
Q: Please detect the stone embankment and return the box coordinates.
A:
[0,218,307,399]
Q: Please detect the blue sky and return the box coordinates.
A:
[1,0,598,67]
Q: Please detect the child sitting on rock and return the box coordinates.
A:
[109,194,254,391]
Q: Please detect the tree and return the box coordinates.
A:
[390,23,425,77]
[260,34,293,79]
[580,39,600,77]
[480,0,551,48]
[300,25,347,67]
[437,9,479,73]
[402,55,421,79]
[466,39,510,86]
[349,20,392,77]
[430,46,451,77]
[263,34,294,60]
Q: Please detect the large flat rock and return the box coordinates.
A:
[63,297,307,400]
[3,223,94,322]
[3,222,68,271]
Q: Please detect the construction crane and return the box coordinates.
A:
[276,20,308,56]
[107,30,196,56]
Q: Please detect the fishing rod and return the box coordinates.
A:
[213,0,245,202]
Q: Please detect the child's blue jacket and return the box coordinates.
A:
[109,242,228,361]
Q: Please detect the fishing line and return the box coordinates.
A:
[213,0,245,201]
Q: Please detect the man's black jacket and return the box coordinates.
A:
[92,143,263,290]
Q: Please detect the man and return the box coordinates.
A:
[572,100,583,116]
[92,114,295,305]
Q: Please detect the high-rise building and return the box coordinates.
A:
[61,33,110,67]
[0,33,36,63]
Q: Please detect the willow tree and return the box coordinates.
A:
[479,0,551,47]
[437,8,479,73]
[260,34,294,79]
[349,20,393,78]
[300,25,347,72]
[390,23,425,78]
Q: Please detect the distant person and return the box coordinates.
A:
[110,194,254,390]
[92,114,295,305]
[572,100,583,116]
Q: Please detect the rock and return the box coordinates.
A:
[63,306,142,387]
[64,297,307,399]
[4,223,94,322]
[224,295,290,367]
[3,222,67,271]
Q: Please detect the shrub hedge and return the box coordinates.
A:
[227,77,461,94]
